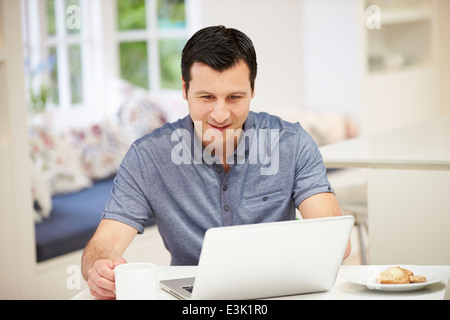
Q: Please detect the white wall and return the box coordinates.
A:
[200,0,305,119]
[301,0,360,120]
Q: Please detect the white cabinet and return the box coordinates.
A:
[302,0,450,136]
[361,0,450,135]
[367,0,433,72]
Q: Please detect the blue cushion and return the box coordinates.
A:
[35,177,155,262]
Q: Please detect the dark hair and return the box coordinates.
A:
[181,25,257,94]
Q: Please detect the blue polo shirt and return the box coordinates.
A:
[102,111,334,265]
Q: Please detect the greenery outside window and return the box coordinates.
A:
[23,0,87,111]
[117,0,189,91]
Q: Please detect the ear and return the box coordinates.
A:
[181,77,188,100]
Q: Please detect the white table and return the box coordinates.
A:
[319,114,450,265]
[72,265,450,300]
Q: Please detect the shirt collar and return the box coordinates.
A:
[184,112,255,165]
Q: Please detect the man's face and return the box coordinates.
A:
[182,61,255,151]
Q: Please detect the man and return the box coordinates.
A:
[82,25,350,300]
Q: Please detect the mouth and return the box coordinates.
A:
[208,123,232,132]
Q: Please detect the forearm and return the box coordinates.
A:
[81,238,122,281]
[81,219,138,280]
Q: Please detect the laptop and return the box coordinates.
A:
[159,215,354,300]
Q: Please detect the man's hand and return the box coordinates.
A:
[81,219,138,299]
[87,258,126,300]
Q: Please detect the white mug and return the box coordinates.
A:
[115,262,158,300]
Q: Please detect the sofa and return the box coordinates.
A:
[35,177,113,262]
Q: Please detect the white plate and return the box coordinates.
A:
[343,265,450,292]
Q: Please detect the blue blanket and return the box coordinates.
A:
[35,178,155,262]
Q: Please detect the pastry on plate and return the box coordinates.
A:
[376,266,427,284]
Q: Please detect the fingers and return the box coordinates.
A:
[88,277,116,300]
[87,259,119,299]
[113,257,127,269]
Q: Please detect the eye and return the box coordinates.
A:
[200,95,213,100]
[229,95,242,100]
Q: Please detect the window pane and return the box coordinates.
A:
[46,0,56,36]
[69,44,83,104]
[119,41,149,89]
[66,0,81,35]
[48,46,59,105]
[159,38,185,89]
[157,0,186,29]
[117,0,146,31]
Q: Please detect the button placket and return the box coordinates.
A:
[215,164,232,226]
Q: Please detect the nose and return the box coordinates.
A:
[210,100,230,124]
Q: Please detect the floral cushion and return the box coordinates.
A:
[28,124,92,196]
[28,79,171,199]
[63,121,129,180]
[115,80,168,145]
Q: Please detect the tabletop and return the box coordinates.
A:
[72,265,450,300]
[319,114,450,170]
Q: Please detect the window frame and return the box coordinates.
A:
[112,0,200,92]
[22,0,92,111]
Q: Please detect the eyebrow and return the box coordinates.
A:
[194,90,248,96]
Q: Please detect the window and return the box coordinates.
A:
[23,0,89,110]
[22,0,200,113]
[116,0,190,91]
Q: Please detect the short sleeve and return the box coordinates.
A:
[292,125,334,208]
[102,143,153,234]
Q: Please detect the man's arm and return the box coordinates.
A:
[298,192,352,259]
[81,219,138,299]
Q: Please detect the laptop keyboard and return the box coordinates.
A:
[182,285,194,293]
